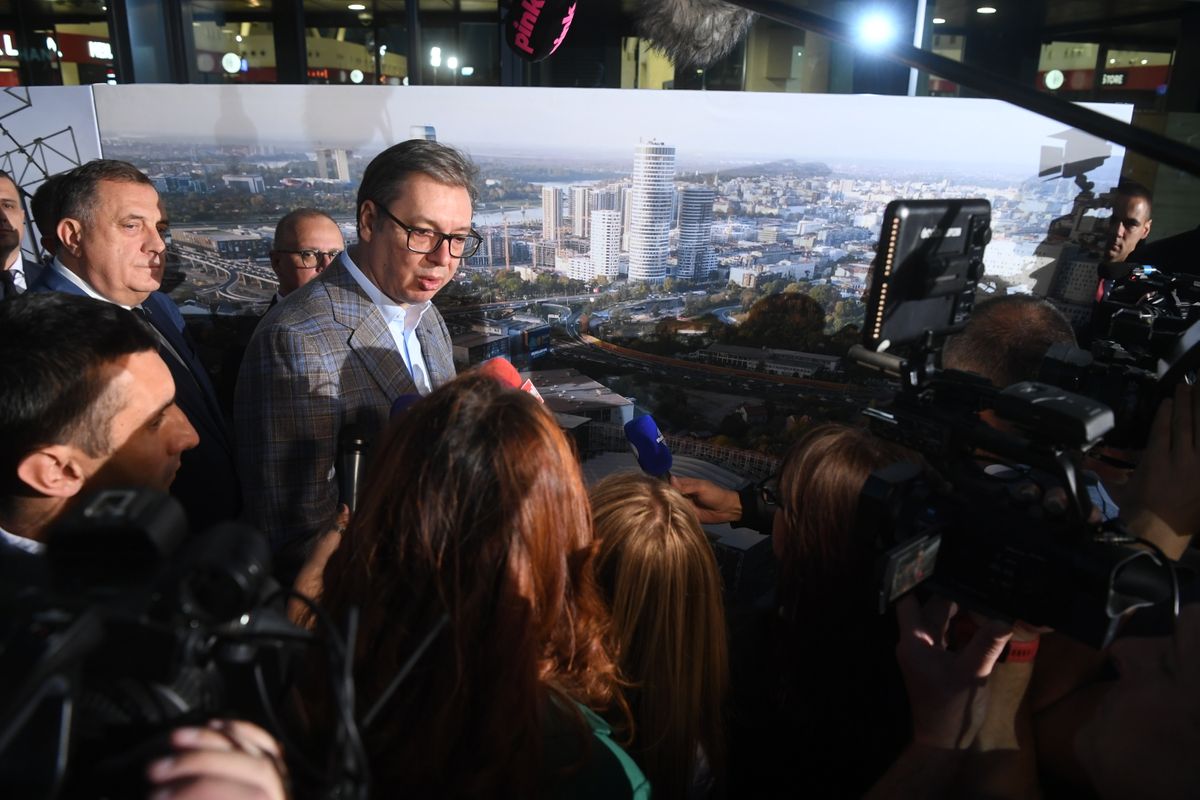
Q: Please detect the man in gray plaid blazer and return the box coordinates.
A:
[235,140,482,570]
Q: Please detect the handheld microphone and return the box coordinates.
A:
[477,357,544,402]
[390,394,422,418]
[504,0,578,62]
[624,415,673,480]
[337,424,368,513]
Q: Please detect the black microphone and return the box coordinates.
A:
[337,424,368,513]
[504,0,579,62]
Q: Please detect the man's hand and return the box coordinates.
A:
[287,504,348,625]
[895,594,1013,750]
[670,475,742,524]
[146,720,289,800]
[1122,383,1200,558]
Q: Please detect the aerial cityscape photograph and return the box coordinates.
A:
[90,84,1130,470]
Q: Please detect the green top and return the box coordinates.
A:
[542,699,652,799]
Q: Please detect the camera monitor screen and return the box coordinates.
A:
[862,199,992,351]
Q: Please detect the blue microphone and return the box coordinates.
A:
[390,394,422,418]
[624,415,673,480]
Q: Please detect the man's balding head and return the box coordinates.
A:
[943,295,1076,388]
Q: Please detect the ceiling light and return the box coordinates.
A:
[461,66,474,77]
[348,3,366,10]
[932,17,946,24]
[1108,57,1116,64]
[976,6,997,13]
[1140,58,1148,65]
[855,10,898,49]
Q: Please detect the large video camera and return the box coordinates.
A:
[1038,263,1200,449]
[0,489,307,799]
[849,199,1175,648]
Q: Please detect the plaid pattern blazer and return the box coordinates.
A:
[234,256,455,553]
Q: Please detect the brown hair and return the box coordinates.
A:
[308,372,625,796]
[941,294,1075,388]
[591,472,729,800]
[774,423,917,616]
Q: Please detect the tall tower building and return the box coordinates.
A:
[316,148,350,182]
[542,186,562,241]
[628,140,676,283]
[570,185,591,237]
[676,186,715,280]
[590,210,621,279]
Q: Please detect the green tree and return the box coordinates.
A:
[735,292,826,351]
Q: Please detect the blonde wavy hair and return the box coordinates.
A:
[590,471,729,800]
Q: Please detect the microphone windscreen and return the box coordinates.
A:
[635,0,755,68]
[624,415,673,477]
[477,356,524,388]
[390,394,422,418]
[504,0,578,62]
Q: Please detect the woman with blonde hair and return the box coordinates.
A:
[590,471,730,799]
[299,373,648,799]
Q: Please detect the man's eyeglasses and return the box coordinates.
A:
[371,199,482,259]
[274,249,343,269]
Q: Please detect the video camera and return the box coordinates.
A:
[849,199,1175,648]
[0,489,307,799]
[1037,263,1200,449]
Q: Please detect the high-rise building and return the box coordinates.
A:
[619,185,633,250]
[676,186,715,280]
[542,186,562,241]
[315,148,351,182]
[591,187,618,212]
[590,209,621,279]
[628,140,675,283]
[568,255,594,282]
[570,185,591,237]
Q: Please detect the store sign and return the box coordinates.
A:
[87,41,113,60]
[1101,72,1126,87]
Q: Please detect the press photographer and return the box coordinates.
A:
[0,294,296,799]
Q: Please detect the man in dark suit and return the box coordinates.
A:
[0,170,42,299]
[236,139,480,568]
[0,292,198,556]
[30,159,240,530]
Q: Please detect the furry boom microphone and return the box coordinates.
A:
[634,0,757,68]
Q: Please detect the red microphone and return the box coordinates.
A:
[476,357,544,402]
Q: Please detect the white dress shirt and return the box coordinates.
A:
[339,250,435,395]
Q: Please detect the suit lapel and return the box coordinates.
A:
[327,265,416,401]
[415,307,454,389]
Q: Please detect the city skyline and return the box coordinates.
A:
[92,85,1133,174]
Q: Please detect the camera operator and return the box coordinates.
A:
[943,293,1200,559]
[0,292,197,557]
[0,293,290,799]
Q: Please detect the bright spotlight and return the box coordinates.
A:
[976,6,997,13]
[856,11,897,49]
[932,17,946,24]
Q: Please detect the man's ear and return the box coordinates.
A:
[16,445,90,499]
[57,217,85,258]
[357,201,376,244]
[1141,218,1153,242]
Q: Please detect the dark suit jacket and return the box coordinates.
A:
[234,257,455,555]
[30,267,241,532]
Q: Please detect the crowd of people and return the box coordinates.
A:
[1,144,1198,798]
